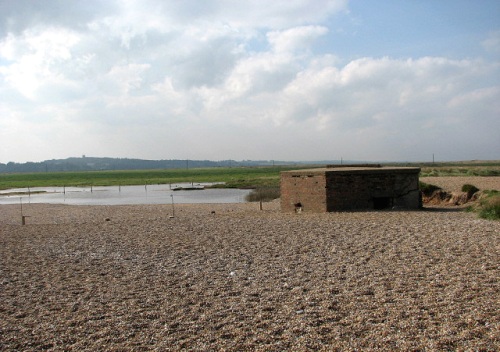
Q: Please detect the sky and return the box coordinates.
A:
[0,0,499,163]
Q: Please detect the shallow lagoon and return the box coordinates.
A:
[0,183,252,205]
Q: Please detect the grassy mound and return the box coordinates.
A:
[461,184,480,198]
[477,191,500,220]
[419,181,442,197]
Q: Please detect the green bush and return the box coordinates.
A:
[419,181,442,197]
[245,187,280,202]
[465,205,475,213]
[461,184,479,198]
[478,194,500,220]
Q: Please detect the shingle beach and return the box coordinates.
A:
[1,177,499,351]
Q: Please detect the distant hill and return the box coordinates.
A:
[0,157,329,173]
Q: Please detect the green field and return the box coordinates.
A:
[1,161,499,191]
[0,166,309,191]
[419,166,500,177]
[389,160,500,177]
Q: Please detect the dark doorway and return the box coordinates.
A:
[373,197,392,210]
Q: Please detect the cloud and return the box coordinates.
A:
[191,55,499,160]
[267,26,329,53]
[0,0,498,162]
[154,0,348,30]
[0,0,118,36]
[0,27,81,99]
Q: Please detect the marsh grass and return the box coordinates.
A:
[245,187,281,202]
[465,190,500,220]
[478,190,500,220]
[2,161,499,193]
[419,166,500,177]
[0,166,313,191]
[385,160,500,177]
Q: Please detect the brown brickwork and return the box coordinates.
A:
[281,166,421,212]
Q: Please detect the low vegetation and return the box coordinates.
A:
[420,180,500,220]
[2,161,499,191]
[473,190,500,220]
[2,163,498,219]
[461,184,480,198]
[386,160,500,177]
[419,181,442,197]
[421,168,500,177]
[419,165,500,177]
[0,166,312,191]
[245,187,281,202]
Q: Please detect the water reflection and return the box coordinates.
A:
[0,183,252,205]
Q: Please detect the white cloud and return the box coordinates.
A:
[267,26,328,53]
[0,27,80,99]
[188,55,499,160]
[0,0,498,163]
[102,63,151,97]
[157,0,348,30]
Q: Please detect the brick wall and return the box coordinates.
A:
[281,167,420,212]
[280,172,326,212]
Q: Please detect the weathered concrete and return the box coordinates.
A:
[281,166,421,212]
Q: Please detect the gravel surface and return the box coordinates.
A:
[1,189,499,350]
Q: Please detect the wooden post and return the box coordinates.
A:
[170,195,175,218]
[20,198,28,225]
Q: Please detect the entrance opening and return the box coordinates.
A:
[373,197,392,210]
[294,202,303,213]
